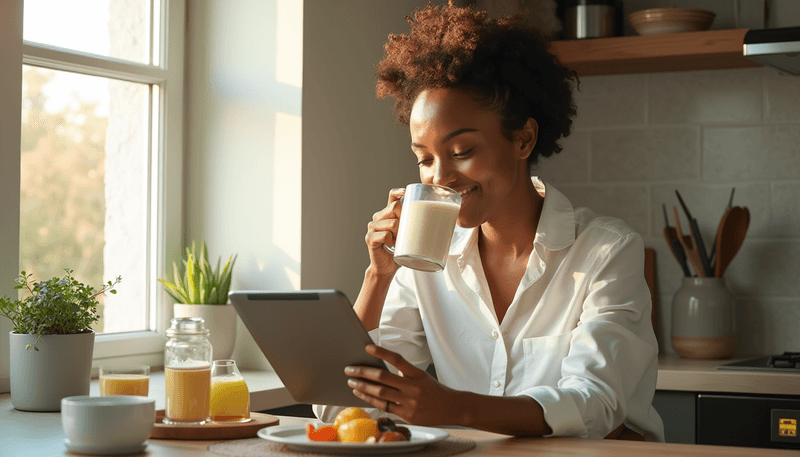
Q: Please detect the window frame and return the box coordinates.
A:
[17,0,185,366]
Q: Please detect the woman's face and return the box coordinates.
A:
[409,88,536,228]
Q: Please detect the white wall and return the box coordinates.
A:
[184,0,304,370]
[301,0,428,299]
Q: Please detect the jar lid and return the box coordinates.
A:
[166,317,210,337]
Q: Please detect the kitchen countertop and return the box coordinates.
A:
[657,354,800,396]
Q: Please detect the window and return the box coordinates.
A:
[16,0,185,364]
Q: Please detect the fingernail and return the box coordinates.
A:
[345,367,355,374]
[347,379,358,387]
[366,344,376,352]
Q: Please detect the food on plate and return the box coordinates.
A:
[305,423,338,442]
[304,407,413,443]
[338,418,380,443]
[333,406,372,430]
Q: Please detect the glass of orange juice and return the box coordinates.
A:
[209,360,250,423]
[99,365,150,396]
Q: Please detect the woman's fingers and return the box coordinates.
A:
[366,344,425,379]
[387,187,405,206]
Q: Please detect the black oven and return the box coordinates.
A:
[697,394,800,450]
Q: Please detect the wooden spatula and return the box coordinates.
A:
[714,206,749,277]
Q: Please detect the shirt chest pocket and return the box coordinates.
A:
[522,332,572,386]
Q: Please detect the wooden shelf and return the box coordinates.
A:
[549,28,761,76]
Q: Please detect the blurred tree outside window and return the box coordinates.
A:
[21,0,158,334]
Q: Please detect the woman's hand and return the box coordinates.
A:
[365,188,405,277]
[345,344,464,427]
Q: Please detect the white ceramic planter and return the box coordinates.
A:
[9,331,95,412]
[173,303,237,360]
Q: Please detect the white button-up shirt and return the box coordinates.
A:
[315,178,664,441]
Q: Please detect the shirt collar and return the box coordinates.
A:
[448,177,576,258]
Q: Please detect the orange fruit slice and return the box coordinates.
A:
[333,407,371,430]
[337,418,380,443]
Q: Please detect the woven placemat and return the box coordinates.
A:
[208,436,476,457]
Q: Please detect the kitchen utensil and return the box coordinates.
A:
[629,7,715,35]
[714,206,749,278]
[675,190,712,277]
[662,203,691,276]
[708,187,735,267]
[673,206,705,277]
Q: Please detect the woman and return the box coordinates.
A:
[314,1,664,441]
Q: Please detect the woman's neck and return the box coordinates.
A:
[478,177,542,259]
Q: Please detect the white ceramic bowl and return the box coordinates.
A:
[61,395,155,455]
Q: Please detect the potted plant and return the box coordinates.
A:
[0,269,121,411]
[158,241,238,359]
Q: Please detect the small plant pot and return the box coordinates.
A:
[173,303,237,360]
[9,331,95,411]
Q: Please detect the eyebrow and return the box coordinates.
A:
[411,128,478,149]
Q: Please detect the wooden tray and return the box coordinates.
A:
[151,410,280,440]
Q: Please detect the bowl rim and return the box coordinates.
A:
[61,395,155,407]
[629,7,716,17]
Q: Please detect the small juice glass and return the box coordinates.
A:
[209,360,251,423]
[99,365,150,396]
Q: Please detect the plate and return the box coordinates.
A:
[258,424,450,455]
[64,439,147,455]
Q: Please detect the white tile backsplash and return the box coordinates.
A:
[648,69,763,125]
[544,68,800,356]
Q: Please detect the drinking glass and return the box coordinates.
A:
[209,360,251,423]
[99,365,150,396]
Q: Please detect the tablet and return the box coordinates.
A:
[229,289,388,407]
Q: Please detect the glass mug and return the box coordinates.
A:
[387,183,462,272]
[99,365,150,396]
[209,359,251,423]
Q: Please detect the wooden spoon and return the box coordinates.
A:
[673,206,705,277]
[714,206,749,277]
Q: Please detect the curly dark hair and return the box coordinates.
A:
[376,1,578,170]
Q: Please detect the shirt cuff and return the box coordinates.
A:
[526,386,587,437]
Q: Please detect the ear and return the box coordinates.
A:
[516,118,538,160]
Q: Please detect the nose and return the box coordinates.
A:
[430,159,457,188]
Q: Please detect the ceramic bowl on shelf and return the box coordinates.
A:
[629,7,716,35]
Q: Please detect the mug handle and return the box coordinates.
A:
[383,195,404,254]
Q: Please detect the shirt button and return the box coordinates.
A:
[493,380,501,387]
[491,331,499,339]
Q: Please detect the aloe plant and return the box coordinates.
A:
[158,241,237,305]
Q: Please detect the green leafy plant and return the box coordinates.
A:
[158,241,237,305]
[0,269,122,350]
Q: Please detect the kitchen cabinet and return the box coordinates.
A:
[549,28,760,76]
[654,356,800,450]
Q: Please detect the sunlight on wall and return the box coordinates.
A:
[276,0,303,88]
[273,111,302,290]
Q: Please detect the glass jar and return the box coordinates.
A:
[209,359,251,423]
[671,277,737,359]
[163,317,213,425]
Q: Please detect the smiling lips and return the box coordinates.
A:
[458,186,477,197]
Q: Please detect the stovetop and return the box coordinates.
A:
[717,352,800,373]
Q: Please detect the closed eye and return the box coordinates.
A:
[454,148,474,158]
